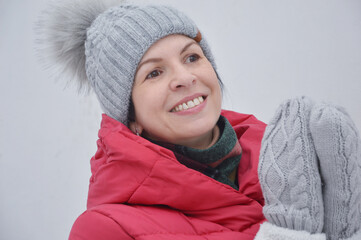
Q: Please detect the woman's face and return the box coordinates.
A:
[131,34,222,149]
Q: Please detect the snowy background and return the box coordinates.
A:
[1,0,360,239]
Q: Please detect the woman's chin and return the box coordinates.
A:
[169,124,217,148]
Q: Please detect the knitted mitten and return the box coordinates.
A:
[258,97,324,234]
[310,103,361,240]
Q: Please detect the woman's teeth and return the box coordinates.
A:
[171,96,204,112]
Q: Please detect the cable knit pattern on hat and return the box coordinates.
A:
[258,97,324,233]
[310,103,361,240]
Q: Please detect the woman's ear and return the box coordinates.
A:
[129,121,143,136]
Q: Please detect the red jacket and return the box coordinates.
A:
[69,110,266,240]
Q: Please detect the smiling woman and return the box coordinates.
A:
[36,0,361,239]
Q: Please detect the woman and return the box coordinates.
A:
[38,1,361,239]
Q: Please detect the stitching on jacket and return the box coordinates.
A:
[101,132,160,202]
[178,212,201,234]
[127,156,159,202]
[88,209,134,239]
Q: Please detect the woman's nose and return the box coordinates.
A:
[169,66,196,90]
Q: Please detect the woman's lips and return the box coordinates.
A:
[171,94,205,112]
[170,96,207,115]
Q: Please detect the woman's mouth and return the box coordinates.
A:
[170,96,205,112]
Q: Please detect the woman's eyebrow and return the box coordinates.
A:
[180,41,199,55]
[137,58,162,71]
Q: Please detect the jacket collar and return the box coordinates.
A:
[88,110,265,213]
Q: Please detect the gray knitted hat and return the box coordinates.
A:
[37,0,217,125]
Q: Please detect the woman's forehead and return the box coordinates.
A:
[138,35,200,65]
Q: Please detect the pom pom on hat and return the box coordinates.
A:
[35,0,122,91]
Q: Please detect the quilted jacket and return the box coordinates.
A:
[69,110,267,239]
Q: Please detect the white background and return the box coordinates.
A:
[1,0,360,239]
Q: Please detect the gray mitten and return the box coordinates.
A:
[310,103,361,240]
[258,97,324,234]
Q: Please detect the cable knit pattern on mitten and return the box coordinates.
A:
[310,104,361,240]
[259,97,324,233]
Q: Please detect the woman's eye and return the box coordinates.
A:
[146,70,162,79]
[185,54,200,63]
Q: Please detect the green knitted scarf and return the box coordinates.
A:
[151,116,242,190]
